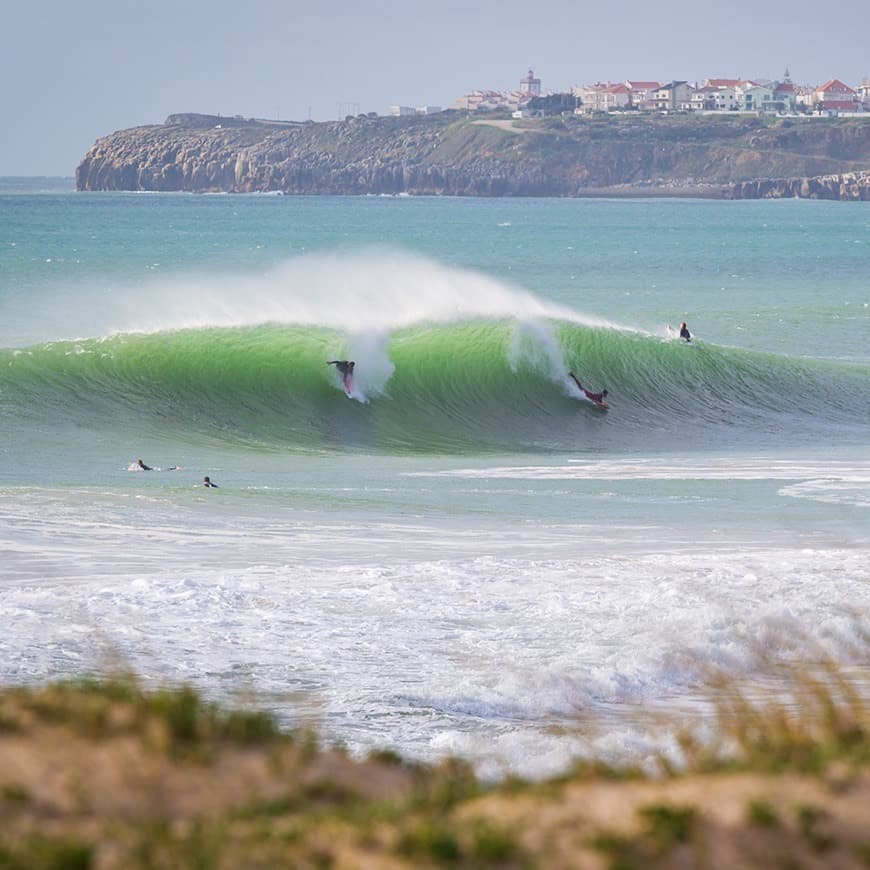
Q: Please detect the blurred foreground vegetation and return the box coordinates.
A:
[0,647,868,869]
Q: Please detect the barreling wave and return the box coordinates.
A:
[2,319,868,454]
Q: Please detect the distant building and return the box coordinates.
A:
[772,74,798,113]
[519,69,542,97]
[691,85,738,111]
[813,79,860,112]
[454,90,509,112]
[572,82,630,112]
[625,81,660,110]
[390,105,443,117]
[455,70,545,113]
[704,78,742,89]
[652,81,694,111]
[737,81,775,112]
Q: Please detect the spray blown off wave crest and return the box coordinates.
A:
[3,250,609,347]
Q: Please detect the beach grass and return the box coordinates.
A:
[0,643,867,869]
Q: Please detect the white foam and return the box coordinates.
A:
[507,319,578,394]
[779,478,870,507]
[1,487,867,776]
[408,458,870,483]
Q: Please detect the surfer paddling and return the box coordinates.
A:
[326,360,355,394]
[568,372,608,406]
[202,476,218,488]
[133,459,152,471]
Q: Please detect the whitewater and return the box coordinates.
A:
[1,184,868,778]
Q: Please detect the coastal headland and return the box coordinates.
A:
[76,111,870,199]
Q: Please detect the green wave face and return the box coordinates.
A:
[2,321,868,454]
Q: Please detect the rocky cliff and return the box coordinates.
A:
[76,112,870,199]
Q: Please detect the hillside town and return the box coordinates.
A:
[391,68,870,119]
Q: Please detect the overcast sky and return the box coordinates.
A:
[3,0,868,176]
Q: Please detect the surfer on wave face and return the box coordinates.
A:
[568,372,608,405]
[326,360,355,392]
[679,322,692,342]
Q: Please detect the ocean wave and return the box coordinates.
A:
[2,317,867,454]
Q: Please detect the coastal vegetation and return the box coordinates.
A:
[76,111,870,199]
[1,640,868,868]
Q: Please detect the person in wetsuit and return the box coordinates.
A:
[326,360,355,391]
[568,371,608,404]
[679,322,692,342]
[203,476,218,488]
[134,459,152,471]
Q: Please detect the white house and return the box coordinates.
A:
[691,85,738,111]
[736,81,774,111]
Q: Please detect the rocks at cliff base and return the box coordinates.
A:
[728,171,870,200]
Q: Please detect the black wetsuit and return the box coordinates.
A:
[679,325,691,342]
[327,360,354,377]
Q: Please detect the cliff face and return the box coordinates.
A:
[76,112,870,199]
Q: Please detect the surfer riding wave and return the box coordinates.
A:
[568,371,608,406]
[327,360,355,394]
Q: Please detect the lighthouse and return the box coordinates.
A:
[520,68,541,97]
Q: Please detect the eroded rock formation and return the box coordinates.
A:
[76,113,870,200]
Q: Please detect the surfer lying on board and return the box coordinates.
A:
[568,372,608,405]
[203,476,218,488]
[134,459,152,471]
[326,360,355,392]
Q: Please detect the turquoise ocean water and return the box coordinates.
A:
[1,180,868,776]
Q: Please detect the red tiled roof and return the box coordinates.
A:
[817,79,855,93]
[707,78,741,87]
[626,81,660,90]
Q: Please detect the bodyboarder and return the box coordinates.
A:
[568,371,608,406]
[327,360,355,394]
